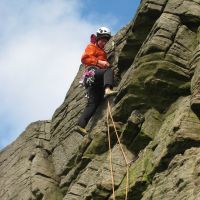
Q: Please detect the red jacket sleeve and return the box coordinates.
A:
[81,44,98,66]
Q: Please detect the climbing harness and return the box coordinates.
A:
[79,68,96,88]
[79,67,96,98]
[106,100,130,200]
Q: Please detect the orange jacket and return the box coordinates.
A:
[81,43,108,69]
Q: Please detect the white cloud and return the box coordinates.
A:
[0,0,113,149]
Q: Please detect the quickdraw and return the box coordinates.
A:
[79,68,96,88]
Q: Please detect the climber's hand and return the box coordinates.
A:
[98,60,110,67]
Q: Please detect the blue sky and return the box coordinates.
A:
[0,0,141,150]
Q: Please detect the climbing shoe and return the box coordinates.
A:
[104,88,118,98]
[75,126,88,136]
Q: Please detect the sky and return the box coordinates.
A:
[0,0,141,150]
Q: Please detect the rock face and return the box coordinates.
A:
[1,0,200,199]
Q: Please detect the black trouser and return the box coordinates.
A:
[78,67,114,128]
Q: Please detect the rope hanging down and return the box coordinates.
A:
[106,100,130,200]
[107,105,116,200]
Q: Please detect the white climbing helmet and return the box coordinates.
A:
[96,26,111,40]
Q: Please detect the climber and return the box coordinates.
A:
[76,26,117,136]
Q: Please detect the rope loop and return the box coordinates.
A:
[107,100,130,200]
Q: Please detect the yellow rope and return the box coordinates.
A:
[107,100,129,200]
[125,166,129,200]
[107,101,129,165]
[107,105,116,200]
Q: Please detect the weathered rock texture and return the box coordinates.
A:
[1,0,200,199]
